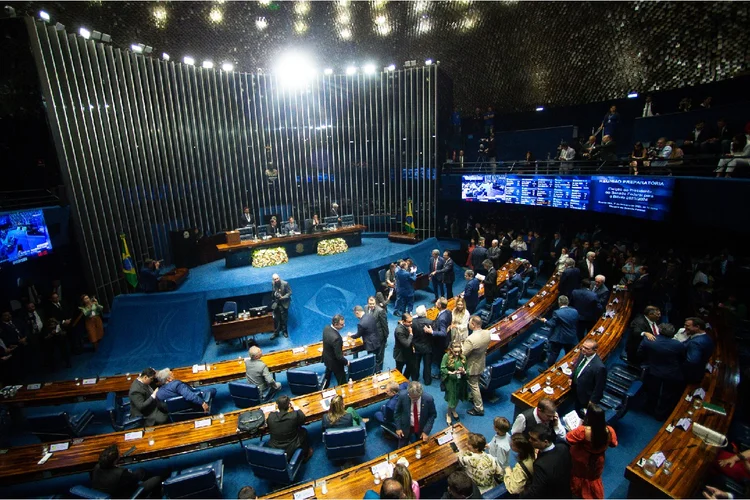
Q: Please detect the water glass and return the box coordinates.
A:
[219,413,226,424]
[415,446,422,459]
[693,399,702,411]
[663,460,673,475]
[545,376,551,386]
[148,437,155,447]
[319,479,328,495]
[374,473,381,485]
[642,458,657,477]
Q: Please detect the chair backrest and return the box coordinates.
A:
[378,268,387,283]
[244,444,294,482]
[348,354,376,381]
[304,219,313,233]
[228,382,261,408]
[323,426,367,461]
[287,369,321,395]
[505,287,520,310]
[70,485,112,499]
[526,338,547,366]
[163,468,220,499]
[486,358,516,389]
[222,301,238,315]
[27,413,71,441]
[105,392,122,430]
[165,396,202,422]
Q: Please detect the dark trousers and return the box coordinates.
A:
[645,373,685,420]
[432,278,445,300]
[324,365,346,388]
[368,349,384,373]
[445,282,454,299]
[578,319,598,340]
[274,307,289,335]
[395,357,414,380]
[414,352,433,385]
[397,426,422,448]
[547,341,575,367]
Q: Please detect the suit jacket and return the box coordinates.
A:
[272,279,292,309]
[45,300,72,323]
[394,392,437,436]
[430,256,445,282]
[591,283,609,306]
[439,257,456,284]
[572,354,606,406]
[559,267,581,299]
[546,306,579,345]
[322,325,347,371]
[462,329,491,376]
[395,267,417,297]
[570,288,602,322]
[0,320,27,346]
[626,315,661,364]
[366,305,389,342]
[501,274,524,297]
[578,259,598,280]
[591,139,617,161]
[91,465,142,498]
[471,246,489,271]
[483,267,498,302]
[393,324,414,363]
[352,313,381,352]
[487,246,502,267]
[463,279,480,311]
[549,238,565,257]
[683,334,715,383]
[267,409,307,456]
[240,212,254,227]
[411,316,433,354]
[520,443,572,499]
[638,336,686,381]
[128,379,169,426]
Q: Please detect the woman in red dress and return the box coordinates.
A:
[465,239,476,267]
[566,403,618,499]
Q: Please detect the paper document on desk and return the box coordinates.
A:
[320,397,332,411]
[371,461,393,479]
[293,487,315,500]
[438,432,454,445]
[693,388,706,399]
[562,410,581,431]
[490,333,501,342]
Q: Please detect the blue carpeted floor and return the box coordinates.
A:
[7,237,665,498]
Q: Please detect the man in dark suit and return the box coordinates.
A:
[625,305,662,365]
[540,295,579,370]
[499,232,513,266]
[366,297,389,372]
[139,259,163,293]
[428,249,445,301]
[470,239,489,276]
[590,135,617,162]
[487,239,502,270]
[499,269,524,299]
[477,259,498,312]
[240,207,254,227]
[352,305,382,371]
[570,339,607,417]
[590,275,609,307]
[284,216,300,234]
[128,367,169,426]
[521,260,538,284]
[437,250,456,299]
[271,274,292,339]
[629,265,652,315]
[530,231,545,267]
[44,292,72,327]
[267,395,313,461]
[411,306,434,385]
[462,270,480,314]
[638,323,686,420]
[394,381,437,448]
[578,252,598,281]
[559,259,581,299]
[322,314,349,387]
[548,232,565,263]
[570,282,603,340]
[393,313,415,380]
[430,298,452,378]
[522,424,572,499]
[91,445,162,498]
[682,317,715,383]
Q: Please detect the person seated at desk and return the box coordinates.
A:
[498,269,524,298]
[91,444,162,498]
[364,478,405,499]
[309,214,323,233]
[245,346,282,396]
[267,394,314,462]
[322,394,367,429]
[128,367,169,426]
[285,216,300,234]
[154,368,215,414]
[139,259,163,293]
[268,217,279,237]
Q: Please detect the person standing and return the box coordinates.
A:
[597,105,620,140]
[428,249,446,301]
[79,294,104,351]
[511,398,567,442]
[440,341,468,425]
[245,346,282,397]
[459,433,504,494]
[271,274,292,339]
[637,323,685,420]
[503,434,536,495]
[438,250,456,299]
[570,283,603,341]
[411,305,435,385]
[393,313,415,380]
[351,305,382,371]
[477,259,498,313]
[570,340,607,417]
[566,404,618,499]
[539,295,579,370]
[431,297,453,377]
[682,317,715,383]
[366,297,389,372]
[462,270,480,314]
[128,368,169,426]
[394,261,417,317]
[462,315,491,417]
[522,424,572,499]
[322,314,349,387]
[240,207,255,227]
[394,381,437,448]
[449,297,471,344]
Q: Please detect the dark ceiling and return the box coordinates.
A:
[8,1,750,113]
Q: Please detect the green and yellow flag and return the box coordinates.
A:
[120,234,139,289]
[404,199,415,234]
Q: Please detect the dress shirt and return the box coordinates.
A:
[641,318,660,337]
[642,102,653,117]
[575,354,595,378]
[28,312,43,334]
[559,147,576,161]
[511,408,566,440]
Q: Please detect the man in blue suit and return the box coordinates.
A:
[558,258,581,298]
[590,275,609,307]
[428,249,445,301]
[394,381,437,447]
[638,323,686,420]
[462,270,480,314]
[393,261,416,317]
[570,281,603,340]
[570,339,607,416]
[682,317,715,383]
[431,297,453,378]
[351,305,382,371]
[498,269,524,299]
[540,295,579,370]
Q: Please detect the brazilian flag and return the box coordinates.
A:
[120,234,139,289]
[404,199,415,234]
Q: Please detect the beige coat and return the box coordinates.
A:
[462,328,491,376]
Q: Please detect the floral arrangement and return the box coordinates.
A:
[318,238,349,256]
[252,247,288,268]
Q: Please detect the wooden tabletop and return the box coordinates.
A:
[3,338,364,407]
[511,290,633,410]
[624,320,738,498]
[216,225,366,252]
[265,423,471,499]
[0,370,407,485]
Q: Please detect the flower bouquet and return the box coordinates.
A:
[317,238,349,256]
[252,247,289,268]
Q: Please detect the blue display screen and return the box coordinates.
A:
[461,174,675,221]
[0,209,54,267]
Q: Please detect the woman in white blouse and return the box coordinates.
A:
[450,297,470,344]
[555,247,570,275]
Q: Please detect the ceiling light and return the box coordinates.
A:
[152,6,167,28]
[162,53,170,61]
[324,68,333,75]
[337,12,350,24]
[131,44,145,53]
[345,66,356,75]
[535,106,544,112]
[38,10,50,22]
[202,60,214,69]
[417,18,432,34]
[184,56,195,65]
[340,27,352,39]
[221,62,234,72]
[425,59,433,65]
[375,15,387,25]
[627,92,639,98]
[363,63,376,75]
[256,17,268,29]
[79,27,91,39]
[100,33,111,43]
[274,51,316,90]
[386,64,396,71]
[376,23,391,36]
[294,1,310,15]
[258,0,271,5]
[209,7,223,24]
[294,20,308,33]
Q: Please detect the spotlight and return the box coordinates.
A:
[273,51,316,90]
[79,27,91,39]
[345,66,356,75]
[202,60,214,69]
[221,62,234,72]
[209,7,223,24]
[386,64,396,71]
[100,33,111,43]
[323,68,333,75]
[255,17,268,30]
[535,106,544,112]
[144,46,153,54]
[294,20,308,33]
[131,43,145,53]
[425,59,433,66]
[627,92,639,98]
[183,56,195,65]
[340,27,352,39]
[258,0,271,5]
[162,53,170,61]
[38,10,50,22]
[363,63,376,75]
[91,30,102,40]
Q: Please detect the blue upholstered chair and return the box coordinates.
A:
[479,297,504,328]
[287,369,325,395]
[347,354,376,381]
[503,287,520,313]
[323,426,367,462]
[70,484,145,499]
[222,301,238,315]
[505,337,546,375]
[162,459,224,499]
[479,358,516,403]
[27,410,94,442]
[164,389,215,423]
[106,392,144,432]
[244,444,304,485]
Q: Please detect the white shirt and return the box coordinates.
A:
[409,397,421,428]
[642,317,660,337]
[576,354,596,378]
[559,147,576,161]
[693,271,708,285]
[587,260,594,277]
[487,433,511,469]
[511,408,566,441]
[642,102,653,117]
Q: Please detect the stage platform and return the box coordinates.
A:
[90,236,454,376]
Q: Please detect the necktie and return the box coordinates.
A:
[651,323,658,336]
[413,401,420,435]
[433,259,437,272]
[575,357,587,379]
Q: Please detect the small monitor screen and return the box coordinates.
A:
[323,216,339,225]
[0,209,54,267]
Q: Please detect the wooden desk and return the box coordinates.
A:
[624,320,738,498]
[266,424,471,499]
[511,291,633,411]
[0,370,407,485]
[4,338,364,407]
[157,268,189,292]
[211,314,275,343]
